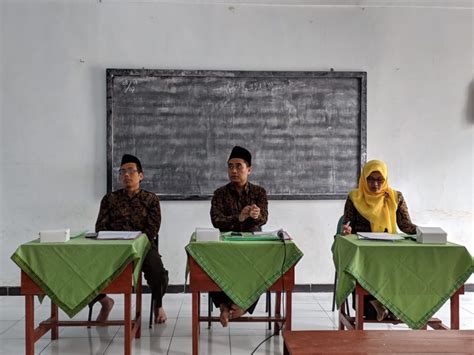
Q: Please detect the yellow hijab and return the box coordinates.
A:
[348,160,398,233]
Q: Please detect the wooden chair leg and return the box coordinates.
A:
[450,287,461,329]
[339,299,345,330]
[149,295,154,329]
[355,290,364,330]
[87,303,94,328]
[274,292,282,335]
[267,291,272,330]
[25,295,34,355]
[208,293,212,328]
[51,302,59,340]
[332,271,338,311]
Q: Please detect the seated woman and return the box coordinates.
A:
[341,159,417,321]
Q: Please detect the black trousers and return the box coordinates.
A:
[93,245,168,308]
[209,292,259,314]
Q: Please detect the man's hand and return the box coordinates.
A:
[238,206,251,222]
[249,204,260,220]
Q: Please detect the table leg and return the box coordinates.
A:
[25,295,35,355]
[338,301,345,330]
[192,291,199,355]
[285,290,292,331]
[355,291,364,330]
[124,293,131,355]
[51,301,58,340]
[283,340,290,355]
[135,276,142,339]
[450,289,460,329]
[274,292,282,335]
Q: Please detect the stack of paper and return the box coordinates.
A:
[357,232,405,241]
[97,231,142,240]
[195,228,220,242]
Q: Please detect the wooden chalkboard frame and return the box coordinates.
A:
[106,69,367,200]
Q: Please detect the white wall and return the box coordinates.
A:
[0,1,4,278]
[1,0,473,286]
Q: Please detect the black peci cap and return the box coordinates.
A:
[228,146,252,166]
[121,154,143,172]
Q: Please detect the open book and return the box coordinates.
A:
[97,231,142,240]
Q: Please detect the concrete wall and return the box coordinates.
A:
[1,0,473,286]
[0,1,4,280]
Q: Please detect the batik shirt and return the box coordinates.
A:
[211,182,268,232]
[95,189,161,243]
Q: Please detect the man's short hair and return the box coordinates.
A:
[121,154,143,173]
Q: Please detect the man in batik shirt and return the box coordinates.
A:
[94,154,168,324]
[210,146,268,327]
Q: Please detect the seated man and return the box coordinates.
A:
[210,146,268,327]
[93,154,169,324]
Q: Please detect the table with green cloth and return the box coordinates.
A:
[11,234,150,317]
[186,232,303,355]
[332,235,474,329]
[185,232,304,310]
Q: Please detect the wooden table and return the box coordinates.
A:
[21,262,142,355]
[283,330,474,354]
[188,256,295,355]
[338,283,465,330]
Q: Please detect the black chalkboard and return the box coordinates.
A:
[106,69,366,200]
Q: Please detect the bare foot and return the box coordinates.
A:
[219,304,230,327]
[96,296,114,324]
[229,303,246,320]
[370,300,389,321]
[154,307,167,324]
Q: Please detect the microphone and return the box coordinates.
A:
[277,230,284,241]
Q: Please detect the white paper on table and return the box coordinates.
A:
[357,232,405,241]
[97,231,141,240]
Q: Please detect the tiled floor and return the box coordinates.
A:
[0,292,472,354]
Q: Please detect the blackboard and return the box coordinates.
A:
[106,69,366,200]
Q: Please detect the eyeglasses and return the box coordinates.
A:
[227,163,246,171]
[119,168,138,175]
[366,177,385,184]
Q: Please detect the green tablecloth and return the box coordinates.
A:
[11,234,150,318]
[185,233,303,310]
[332,235,474,329]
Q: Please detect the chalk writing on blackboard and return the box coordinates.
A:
[106,69,367,200]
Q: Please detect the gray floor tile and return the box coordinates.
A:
[0,291,472,354]
[168,334,231,355]
[230,335,283,355]
[104,336,172,354]
[0,338,50,355]
[39,337,112,355]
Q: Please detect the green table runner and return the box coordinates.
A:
[185,233,303,310]
[332,235,474,329]
[11,234,151,318]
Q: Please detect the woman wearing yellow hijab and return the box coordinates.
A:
[341,160,417,321]
[342,159,416,236]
